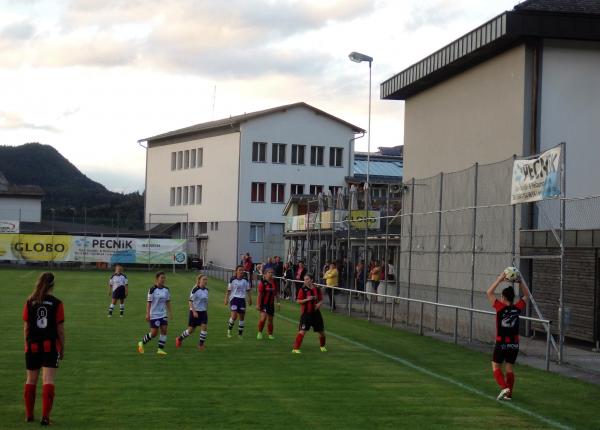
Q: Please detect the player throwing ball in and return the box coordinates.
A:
[486,268,530,401]
[292,273,327,353]
[107,264,128,317]
[137,272,173,355]
[256,268,279,340]
[225,265,252,338]
[22,272,65,426]
[176,274,209,350]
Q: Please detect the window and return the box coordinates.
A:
[196,185,202,204]
[252,142,267,162]
[210,222,219,231]
[183,186,189,205]
[309,185,323,195]
[250,223,264,243]
[184,150,190,169]
[177,151,183,169]
[291,184,304,195]
[169,187,175,206]
[176,187,182,205]
[189,185,195,205]
[171,152,176,171]
[329,147,343,167]
[272,143,286,163]
[198,222,207,234]
[190,149,196,168]
[197,148,203,167]
[329,186,342,196]
[310,146,324,166]
[291,144,305,164]
[271,183,285,203]
[251,182,266,202]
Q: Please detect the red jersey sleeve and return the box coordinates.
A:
[56,302,65,324]
[22,302,29,322]
[258,281,265,295]
[493,299,504,311]
[515,299,526,311]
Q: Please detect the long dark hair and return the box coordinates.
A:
[29,272,55,304]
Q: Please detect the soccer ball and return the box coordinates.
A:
[503,266,520,282]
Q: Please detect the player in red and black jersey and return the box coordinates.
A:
[486,270,530,401]
[22,272,65,426]
[292,273,327,353]
[256,268,280,340]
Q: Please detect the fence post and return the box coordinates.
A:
[546,321,552,371]
[453,307,459,344]
[390,300,395,328]
[407,178,416,325]
[558,141,567,364]
[434,173,444,333]
[368,294,372,322]
[419,301,424,336]
[469,163,479,343]
[384,184,391,322]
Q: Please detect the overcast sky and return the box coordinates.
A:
[0,0,517,193]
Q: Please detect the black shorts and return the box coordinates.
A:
[259,304,275,316]
[26,351,60,370]
[188,310,208,327]
[299,311,324,332]
[112,285,126,300]
[492,343,520,364]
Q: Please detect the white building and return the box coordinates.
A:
[140,102,364,267]
[0,171,43,225]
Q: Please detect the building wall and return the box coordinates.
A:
[403,44,527,180]
[145,132,240,224]
[237,221,286,264]
[539,40,600,198]
[238,106,355,223]
[204,221,238,268]
[0,197,42,222]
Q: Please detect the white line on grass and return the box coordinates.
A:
[275,313,571,430]
[18,270,34,278]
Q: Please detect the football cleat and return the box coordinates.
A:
[227,329,232,338]
[320,347,328,352]
[157,349,168,355]
[175,338,182,348]
[137,341,144,354]
[40,416,50,426]
[497,388,511,401]
[268,335,275,340]
[256,332,263,340]
[197,344,206,351]
[292,349,301,354]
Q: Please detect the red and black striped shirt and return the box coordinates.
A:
[258,279,278,306]
[22,295,65,352]
[493,299,526,344]
[297,285,322,314]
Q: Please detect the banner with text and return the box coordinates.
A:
[511,146,562,205]
[0,234,186,264]
[0,220,19,233]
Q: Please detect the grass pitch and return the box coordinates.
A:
[0,268,599,429]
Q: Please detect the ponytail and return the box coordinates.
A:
[28,272,55,304]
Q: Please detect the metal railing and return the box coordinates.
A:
[203,263,553,371]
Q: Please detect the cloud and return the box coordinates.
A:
[404,0,463,31]
[0,20,35,39]
[0,111,60,133]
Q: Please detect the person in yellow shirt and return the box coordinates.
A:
[323,262,338,311]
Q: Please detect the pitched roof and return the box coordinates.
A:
[140,102,364,143]
[381,0,600,100]
[0,171,44,197]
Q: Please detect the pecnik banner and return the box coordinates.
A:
[511,146,562,205]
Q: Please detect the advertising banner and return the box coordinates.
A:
[0,234,187,264]
[511,146,562,205]
[0,220,19,233]
[348,210,381,230]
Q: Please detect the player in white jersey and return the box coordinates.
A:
[176,274,209,351]
[224,265,252,338]
[107,264,128,317]
[137,272,173,355]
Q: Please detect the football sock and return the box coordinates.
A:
[493,368,507,389]
[119,304,125,315]
[227,319,234,330]
[158,335,167,349]
[267,322,273,335]
[108,304,114,315]
[179,329,190,341]
[293,333,305,349]
[319,334,326,347]
[258,320,265,333]
[41,384,55,419]
[238,320,245,336]
[24,383,36,420]
[506,372,515,392]
[142,333,153,344]
[199,331,207,346]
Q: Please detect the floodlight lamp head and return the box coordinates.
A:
[349,51,373,64]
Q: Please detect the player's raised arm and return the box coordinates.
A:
[486,273,505,307]
[517,277,531,302]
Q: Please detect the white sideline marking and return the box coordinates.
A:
[18,270,34,278]
[275,313,571,430]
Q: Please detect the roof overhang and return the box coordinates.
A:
[381,10,600,100]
